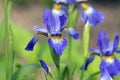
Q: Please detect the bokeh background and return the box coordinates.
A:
[0,0,120,80]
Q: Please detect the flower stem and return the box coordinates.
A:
[57,66,60,80]
[4,0,9,80]
[4,1,13,80]
[80,21,90,80]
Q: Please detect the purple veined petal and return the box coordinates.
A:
[103,34,119,56]
[33,26,48,34]
[76,0,88,3]
[100,68,113,80]
[80,55,95,70]
[89,48,101,55]
[59,14,67,29]
[25,35,39,51]
[97,30,109,54]
[39,59,49,74]
[112,34,119,53]
[81,6,104,27]
[52,9,67,32]
[64,28,80,40]
[53,0,67,4]
[43,9,56,34]
[115,49,120,53]
[100,58,120,76]
[48,37,67,56]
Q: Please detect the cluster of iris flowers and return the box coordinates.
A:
[25,0,120,80]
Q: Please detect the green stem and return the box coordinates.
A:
[4,1,13,80]
[57,67,60,80]
[68,36,72,66]
[67,7,79,67]
[4,0,9,80]
[80,21,91,80]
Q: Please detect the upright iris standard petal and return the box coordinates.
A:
[48,36,67,56]
[80,55,95,70]
[97,30,109,55]
[25,35,39,51]
[39,60,49,74]
[81,6,104,26]
[111,35,119,53]
[59,14,67,28]
[100,68,113,80]
[43,9,56,34]
[64,28,80,40]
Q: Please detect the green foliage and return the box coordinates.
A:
[13,64,41,80]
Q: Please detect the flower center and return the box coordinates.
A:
[80,3,89,10]
[53,4,61,10]
[103,54,115,60]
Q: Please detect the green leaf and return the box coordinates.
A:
[68,8,79,28]
[61,65,69,80]
[13,64,41,80]
[49,46,60,68]
[86,71,100,80]
[113,75,120,80]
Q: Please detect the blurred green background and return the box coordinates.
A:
[0,0,120,80]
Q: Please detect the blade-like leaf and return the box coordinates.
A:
[13,64,41,80]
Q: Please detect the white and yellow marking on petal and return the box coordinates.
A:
[103,55,115,63]
[80,2,89,10]
[53,4,61,10]
[51,36,63,44]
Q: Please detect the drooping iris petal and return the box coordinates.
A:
[39,59,49,73]
[25,35,39,51]
[64,28,80,40]
[54,0,87,4]
[89,48,101,55]
[33,26,48,34]
[115,49,120,53]
[80,55,95,70]
[100,58,120,76]
[81,6,104,26]
[48,37,67,56]
[54,0,67,4]
[97,30,109,54]
[100,68,113,80]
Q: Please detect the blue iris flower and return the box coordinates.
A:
[81,30,120,79]
[25,9,79,56]
[80,5,104,27]
[39,59,49,74]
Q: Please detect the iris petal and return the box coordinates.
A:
[100,68,113,80]
[48,37,67,56]
[112,35,119,53]
[81,6,104,26]
[33,26,48,34]
[25,35,39,51]
[64,28,80,40]
[89,48,101,55]
[43,9,56,33]
[39,59,49,73]
[100,58,120,76]
[97,30,109,54]
[80,55,95,70]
